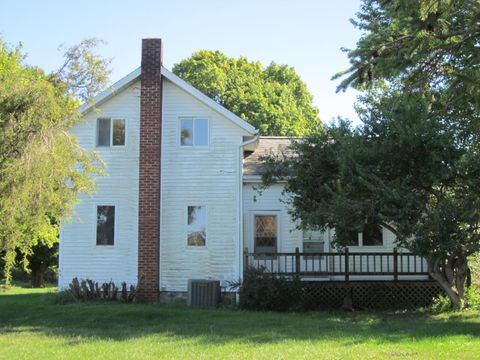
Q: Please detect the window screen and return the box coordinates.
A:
[112,119,126,146]
[96,206,115,245]
[180,119,194,146]
[97,118,111,147]
[254,215,277,254]
[187,206,206,246]
[194,119,208,146]
[180,118,208,146]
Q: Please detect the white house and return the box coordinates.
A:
[59,39,427,302]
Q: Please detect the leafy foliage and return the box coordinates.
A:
[230,267,302,311]
[334,0,480,103]
[262,86,480,308]
[0,38,107,283]
[173,50,321,135]
[26,241,58,288]
[53,38,111,102]
[262,0,480,308]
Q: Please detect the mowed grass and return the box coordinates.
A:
[0,285,479,359]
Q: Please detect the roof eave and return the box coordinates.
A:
[78,66,258,136]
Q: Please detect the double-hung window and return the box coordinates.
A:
[97,118,126,147]
[187,206,207,246]
[254,214,277,254]
[96,205,115,245]
[180,118,208,147]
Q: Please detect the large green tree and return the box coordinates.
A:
[0,38,108,284]
[263,87,480,307]
[334,0,479,121]
[262,0,480,308]
[173,50,321,135]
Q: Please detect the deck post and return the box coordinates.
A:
[393,248,398,281]
[345,248,350,282]
[243,248,249,276]
[295,247,300,275]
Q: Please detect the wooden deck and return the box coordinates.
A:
[243,248,429,281]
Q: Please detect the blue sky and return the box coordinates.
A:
[1,0,362,123]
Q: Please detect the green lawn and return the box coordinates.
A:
[0,285,479,359]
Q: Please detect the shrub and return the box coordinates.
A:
[430,285,480,312]
[66,278,140,303]
[231,266,302,312]
[464,286,480,310]
[430,294,453,313]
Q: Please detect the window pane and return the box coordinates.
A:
[187,206,206,246]
[180,119,194,146]
[363,223,383,246]
[112,119,125,146]
[96,206,115,245]
[97,118,111,146]
[194,119,208,146]
[254,215,277,253]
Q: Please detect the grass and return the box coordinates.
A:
[0,285,479,359]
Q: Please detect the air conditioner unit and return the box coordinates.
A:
[187,279,220,307]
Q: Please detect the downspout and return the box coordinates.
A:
[237,134,259,303]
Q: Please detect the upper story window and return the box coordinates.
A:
[180,118,208,147]
[97,118,126,147]
[187,205,207,246]
[96,205,115,246]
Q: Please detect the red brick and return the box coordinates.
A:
[138,39,162,303]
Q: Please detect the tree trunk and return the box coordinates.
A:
[454,254,468,301]
[428,259,460,309]
[429,268,461,308]
[31,264,47,288]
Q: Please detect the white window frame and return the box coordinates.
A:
[178,117,210,148]
[96,117,127,148]
[95,204,117,247]
[251,211,280,254]
[186,205,208,247]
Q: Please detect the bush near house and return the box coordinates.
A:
[231,267,303,311]
[54,278,140,304]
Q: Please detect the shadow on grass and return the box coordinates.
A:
[0,292,479,346]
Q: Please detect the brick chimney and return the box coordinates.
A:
[138,38,163,302]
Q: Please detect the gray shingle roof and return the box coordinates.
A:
[243,136,295,176]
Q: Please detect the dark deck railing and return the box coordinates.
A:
[243,247,429,281]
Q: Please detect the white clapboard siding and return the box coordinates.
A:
[59,81,141,288]
[243,184,303,253]
[159,79,251,292]
[242,183,428,280]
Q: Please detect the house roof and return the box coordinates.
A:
[79,66,257,135]
[243,136,296,177]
